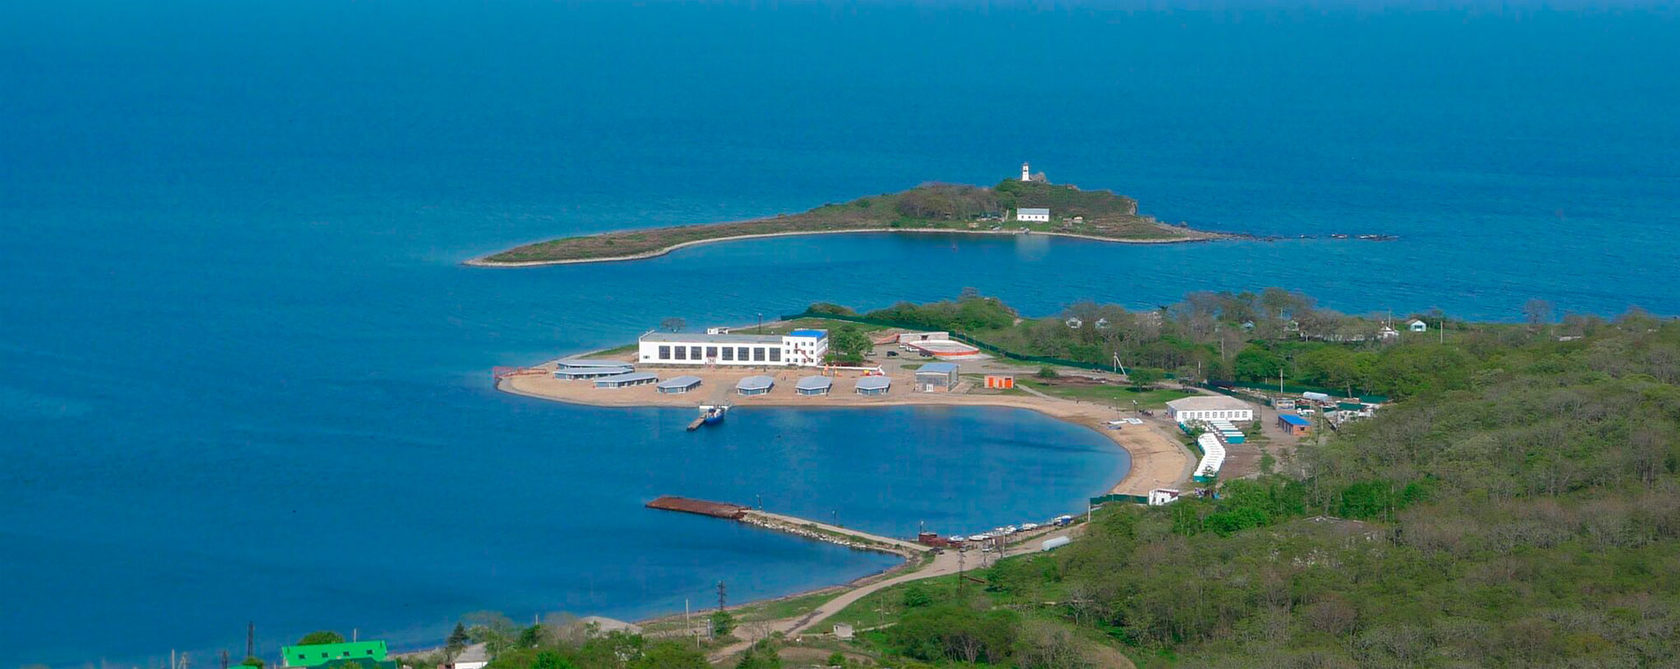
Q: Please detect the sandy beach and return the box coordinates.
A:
[497,357,1193,497]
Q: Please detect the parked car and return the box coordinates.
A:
[886,350,898,357]
[1021,522,1040,531]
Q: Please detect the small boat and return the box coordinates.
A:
[701,404,729,425]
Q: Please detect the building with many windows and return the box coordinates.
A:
[1166,396,1255,424]
[638,329,828,367]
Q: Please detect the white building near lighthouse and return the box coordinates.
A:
[1021,161,1031,181]
[1016,207,1050,223]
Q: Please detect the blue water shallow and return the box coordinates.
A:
[3,0,1679,665]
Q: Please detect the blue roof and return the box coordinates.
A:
[788,329,827,339]
[737,375,775,391]
[1279,414,1311,426]
[918,362,959,374]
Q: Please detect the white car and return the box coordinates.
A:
[1021,522,1040,531]
[1005,525,1019,534]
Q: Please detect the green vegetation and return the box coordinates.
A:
[815,310,1680,667]
[479,181,1211,264]
[401,613,711,669]
[296,631,345,646]
[826,324,871,364]
[806,289,1588,399]
[1017,377,1192,410]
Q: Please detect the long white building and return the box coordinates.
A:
[638,329,829,367]
[1166,395,1255,423]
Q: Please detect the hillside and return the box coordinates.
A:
[799,308,1680,667]
[473,180,1219,265]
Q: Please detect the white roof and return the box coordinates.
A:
[556,358,633,369]
[1018,207,1049,215]
[1166,396,1251,412]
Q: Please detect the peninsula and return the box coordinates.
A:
[469,171,1225,266]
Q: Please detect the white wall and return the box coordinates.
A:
[1170,407,1255,423]
[638,335,827,367]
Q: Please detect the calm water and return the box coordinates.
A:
[3,0,1679,665]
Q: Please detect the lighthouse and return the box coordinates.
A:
[1021,162,1031,181]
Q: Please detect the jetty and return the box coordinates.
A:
[645,496,931,557]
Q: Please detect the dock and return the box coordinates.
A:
[645,496,748,519]
[645,496,931,557]
[686,416,706,431]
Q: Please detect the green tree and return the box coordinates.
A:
[239,658,264,668]
[447,622,470,655]
[710,610,736,637]
[297,631,344,646]
[530,650,574,669]
[735,641,782,669]
[1037,365,1059,379]
[630,642,709,669]
[1127,367,1164,389]
[659,317,686,333]
[828,325,871,363]
[1232,346,1284,382]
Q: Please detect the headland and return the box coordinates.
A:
[468,176,1228,266]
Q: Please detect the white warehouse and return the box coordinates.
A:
[1166,395,1255,424]
[1016,207,1050,223]
[638,329,829,367]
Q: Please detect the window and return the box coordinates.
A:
[769,348,781,362]
[754,348,766,361]
[690,346,702,359]
[674,346,686,360]
[738,346,749,360]
[722,347,733,361]
[706,346,717,358]
[658,345,670,360]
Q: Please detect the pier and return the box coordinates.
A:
[644,496,931,557]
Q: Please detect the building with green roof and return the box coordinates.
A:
[279,640,387,668]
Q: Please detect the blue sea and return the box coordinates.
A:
[3,0,1677,665]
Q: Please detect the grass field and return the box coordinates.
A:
[1018,378,1193,409]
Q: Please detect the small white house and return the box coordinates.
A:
[1408,319,1428,332]
[1016,207,1050,223]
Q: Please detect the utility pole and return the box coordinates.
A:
[221,650,229,669]
[717,580,727,612]
[247,622,254,660]
[957,549,966,596]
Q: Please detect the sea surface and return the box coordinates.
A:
[3,0,1678,665]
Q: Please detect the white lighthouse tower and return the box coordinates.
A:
[1021,161,1031,181]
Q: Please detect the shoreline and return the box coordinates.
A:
[465,226,1228,268]
[495,368,1191,499]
